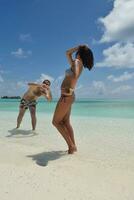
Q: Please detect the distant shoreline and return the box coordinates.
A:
[0,97,134,102]
[1,96,21,99]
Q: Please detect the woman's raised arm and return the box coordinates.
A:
[66,46,79,66]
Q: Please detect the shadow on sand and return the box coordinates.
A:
[7,128,37,138]
[27,151,67,167]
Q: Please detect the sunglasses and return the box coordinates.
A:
[43,81,50,86]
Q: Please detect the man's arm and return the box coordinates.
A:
[41,88,52,102]
[28,83,40,87]
[45,89,52,102]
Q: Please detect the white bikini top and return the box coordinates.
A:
[65,68,74,76]
[65,59,81,77]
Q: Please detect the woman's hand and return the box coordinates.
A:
[66,46,79,66]
[66,46,79,55]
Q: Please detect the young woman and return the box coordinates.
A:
[52,45,94,154]
[16,79,52,131]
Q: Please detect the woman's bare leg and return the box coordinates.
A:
[52,97,75,153]
[16,107,26,128]
[62,107,77,152]
[29,106,36,130]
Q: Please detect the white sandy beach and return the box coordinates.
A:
[0,112,134,200]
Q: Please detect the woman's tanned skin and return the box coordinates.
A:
[52,46,83,154]
[52,44,94,154]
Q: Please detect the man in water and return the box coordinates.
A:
[16,79,52,131]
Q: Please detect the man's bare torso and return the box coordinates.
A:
[22,85,45,101]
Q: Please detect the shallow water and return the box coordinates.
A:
[0,99,134,119]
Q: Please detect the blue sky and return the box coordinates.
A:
[0,0,134,98]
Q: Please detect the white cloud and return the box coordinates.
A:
[53,75,63,87]
[72,81,107,98]
[111,85,132,94]
[0,76,133,98]
[55,75,64,81]
[92,81,106,95]
[11,48,32,58]
[89,80,134,97]
[76,84,83,90]
[16,81,27,89]
[0,80,27,96]
[107,71,134,82]
[97,0,134,69]
[36,73,54,83]
[99,0,134,43]
[19,33,32,42]
[96,42,134,68]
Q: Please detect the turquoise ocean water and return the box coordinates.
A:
[0,98,134,119]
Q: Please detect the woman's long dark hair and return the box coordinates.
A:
[75,45,94,70]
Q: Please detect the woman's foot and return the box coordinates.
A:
[68,145,77,154]
[73,146,77,152]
